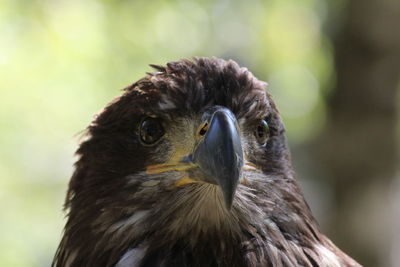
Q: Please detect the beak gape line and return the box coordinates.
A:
[146,106,244,209]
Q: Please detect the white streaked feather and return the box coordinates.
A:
[116,247,147,267]
[314,244,341,267]
[109,210,149,233]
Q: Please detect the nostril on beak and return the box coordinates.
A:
[197,122,209,137]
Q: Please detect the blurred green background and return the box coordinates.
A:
[1,0,399,266]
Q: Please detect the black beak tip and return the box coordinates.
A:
[223,191,235,209]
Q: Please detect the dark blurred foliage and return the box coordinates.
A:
[0,0,398,266]
[312,0,400,265]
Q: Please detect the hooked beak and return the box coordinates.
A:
[191,106,244,208]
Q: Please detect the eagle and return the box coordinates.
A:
[53,57,361,267]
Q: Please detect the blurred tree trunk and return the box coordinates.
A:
[316,0,400,266]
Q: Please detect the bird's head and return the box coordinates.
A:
[55,57,361,267]
[65,57,292,253]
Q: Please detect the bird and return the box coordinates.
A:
[53,57,361,267]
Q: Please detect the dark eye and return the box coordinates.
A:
[255,120,270,146]
[139,117,165,145]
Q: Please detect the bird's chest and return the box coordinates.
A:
[114,217,267,267]
[114,186,274,266]
[116,237,248,267]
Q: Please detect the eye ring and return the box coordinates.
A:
[139,117,165,145]
[254,120,270,146]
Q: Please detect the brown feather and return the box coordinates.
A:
[53,57,361,267]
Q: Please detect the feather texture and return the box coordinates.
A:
[53,57,361,267]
